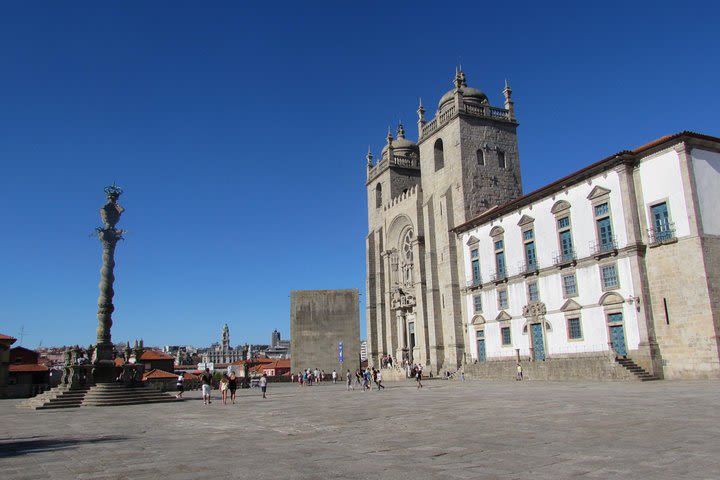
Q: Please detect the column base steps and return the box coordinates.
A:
[615,358,660,381]
[19,383,178,409]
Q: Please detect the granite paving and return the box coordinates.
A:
[1,379,719,479]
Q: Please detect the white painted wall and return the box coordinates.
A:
[637,149,690,238]
[691,148,720,235]
[462,170,641,361]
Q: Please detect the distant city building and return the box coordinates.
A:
[265,329,291,359]
[202,324,245,364]
[360,340,367,361]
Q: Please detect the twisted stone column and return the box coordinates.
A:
[93,185,124,381]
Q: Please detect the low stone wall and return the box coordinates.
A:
[464,355,636,382]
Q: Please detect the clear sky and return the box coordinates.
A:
[1,1,718,349]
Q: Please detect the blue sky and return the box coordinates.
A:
[1,1,718,348]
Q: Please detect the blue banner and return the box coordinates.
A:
[338,341,344,364]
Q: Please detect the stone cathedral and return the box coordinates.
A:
[365,68,523,373]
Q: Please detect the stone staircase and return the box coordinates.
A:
[20,385,91,410]
[19,383,177,410]
[615,358,660,381]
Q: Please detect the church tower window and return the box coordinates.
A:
[498,150,506,169]
[434,138,445,171]
[375,183,382,208]
[476,148,485,166]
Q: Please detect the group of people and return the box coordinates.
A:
[380,354,394,369]
[346,367,384,391]
[293,368,336,386]
[186,368,268,405]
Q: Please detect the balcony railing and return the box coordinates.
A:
[590,237,618,256]
[490,271,507,283]
[518,261,539,275]
[466,278,482,289]
[553,250,576,266]
[648,223,676,246]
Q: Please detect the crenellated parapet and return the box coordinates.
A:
[383,184,420,211]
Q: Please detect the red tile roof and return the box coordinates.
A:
[142,369,177,380]
[139,350,174,361]
[9,364,49,373]
[114,358,125,367]
[183,372,200,380]
[0,333,17,341]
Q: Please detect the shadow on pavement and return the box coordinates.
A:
[0,435,128,458]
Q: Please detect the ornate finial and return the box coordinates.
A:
[454,67,464,89]
[386,127,393,145]
[397,122,405,138]
[459,69,467,87]
[366,146,373,165]
[104,183,123,202]
[417,98,425,122]
[504,78,512,96]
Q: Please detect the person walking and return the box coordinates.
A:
[228,372,238,404]
[175,374,184,399]
[346,369,354,391]
[201,368,213,405]
[516,363,523,381]
[332,370,337,384]
[376,369,385,390]
[416,367,423,389]
[259,373,268,399]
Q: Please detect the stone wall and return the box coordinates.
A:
[645,236,720,379]
[464,356,636,381]
[291,289,361,374]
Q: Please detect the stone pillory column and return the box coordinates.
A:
[93,184,125,382]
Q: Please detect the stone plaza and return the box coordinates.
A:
[1,379,719,479]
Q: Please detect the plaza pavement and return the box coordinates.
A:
[0,379,719,479]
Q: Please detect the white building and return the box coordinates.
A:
[455,132,720,379]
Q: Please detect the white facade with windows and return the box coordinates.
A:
[455,132,720,378]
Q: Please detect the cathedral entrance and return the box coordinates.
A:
[531,323,545,361]
[523,301,547,362]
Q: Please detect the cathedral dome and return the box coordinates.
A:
[437,69,488,111]
[382,124,419,157]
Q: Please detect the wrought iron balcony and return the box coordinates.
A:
[648,223,676,246]
[466,278,482,289]
[590,237,618,256]
[553,250,576,267]
[518,261,539,276]
[490,271,507,283]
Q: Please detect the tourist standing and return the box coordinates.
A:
[332,370,337,384]
[201,368,213,405]
[416,367,423,389]
[346,370,354,391]
[175,374,184,399]
[220,373,229,405]
[516,363,523,381]
[259,373,268,399]
[228,373,238,404]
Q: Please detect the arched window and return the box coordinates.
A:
[375,183,382,208]
[434,138,445,171]
[476,148,485,166]
[498,150,506,169]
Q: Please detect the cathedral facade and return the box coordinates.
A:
[365,69,523,373]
